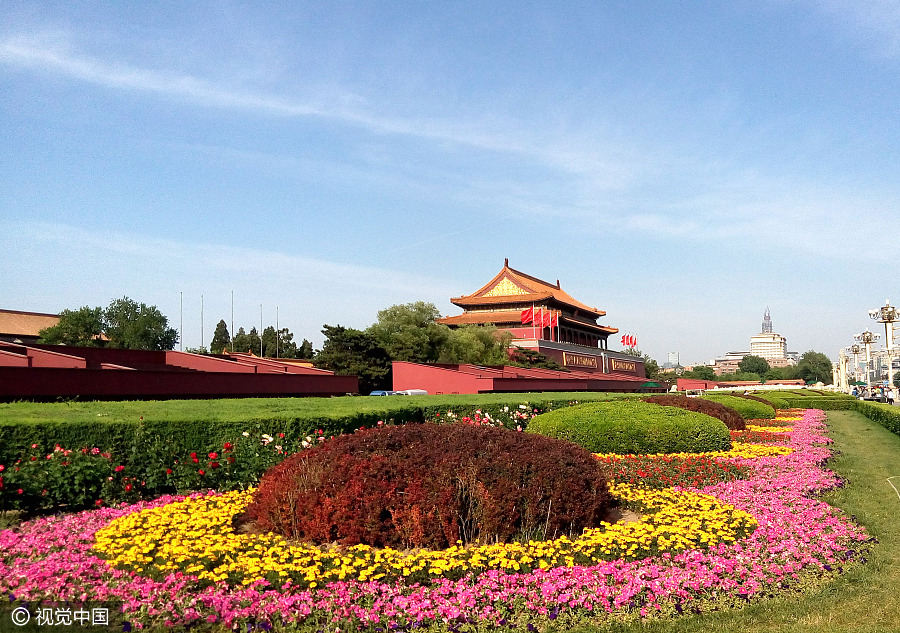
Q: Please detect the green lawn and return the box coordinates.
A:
[568,409,900,633]
[0,391,637,425]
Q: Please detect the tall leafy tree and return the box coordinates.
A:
[684,365,716,380]
[314,324,391,393]
[367,301,450,363]
[797,351,833,385]
[437,325,511,365]
[261,326,278,358]
[738,355,770,375]
[38,306,104,346]
[620,347,661,380]
[210,320,230,354]
[103,297,178,350]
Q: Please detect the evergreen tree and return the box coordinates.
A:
[298,339,314,359]
[210,320,230,354]
[314,324,392,393]
[231,327,250,353]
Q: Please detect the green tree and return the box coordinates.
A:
[246,327,262,355]
[103,297,178,350]
[261,326,277,357]
[437,325,512,365]
[893,371,900,388]
[717,371,761,382]
[276,328,299,358]
[231,327,250,353]
[621,348,661,380]
[367,301,450,363]
[38,306,104,346]
[797,350,833,385]
[508,348,566,371]
[684,365,716,380]
[764,365,801,381]
[210,320,230,354]
[314,324,392,393]
[739,355,770,376]
[298,338,314,359]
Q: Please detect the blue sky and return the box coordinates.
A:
[2,1,899,364]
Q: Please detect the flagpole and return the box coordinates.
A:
[532,303,536,340]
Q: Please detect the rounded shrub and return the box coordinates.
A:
[641,394,745,430]
[525,400,731,455]
[241,423,612,549]
[701,394,775,420]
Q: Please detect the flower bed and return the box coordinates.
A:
[92,484,755,588]
[0,409,873,631]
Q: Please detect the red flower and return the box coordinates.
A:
[190,452,198,458]
[223,442,233,451]
[17,488,23,494]
[208,451,218,460]
[198,469,205,476]
[31,443,38,449]
[210,461,220,469]
[277,432,285,438]
[95,499,103,506]
[125,484,133,492]
[114,465,125,472]
[165,468,173,475]
[0,465,4,472]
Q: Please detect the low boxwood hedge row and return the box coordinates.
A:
[525,400,731,455]
[0,393,640,468]
[854,401,900,435]
[700,394,775,420]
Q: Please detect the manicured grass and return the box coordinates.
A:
[0,392,637,425]
[568,409,900,633]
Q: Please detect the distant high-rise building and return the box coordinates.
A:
[667,352,679,366]
[750,308,787,360]
[762,307,773,333]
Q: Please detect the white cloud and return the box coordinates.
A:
[0,33,636,185]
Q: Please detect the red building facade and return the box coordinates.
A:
[437,260,645,378]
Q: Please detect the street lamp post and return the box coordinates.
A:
[869,299,898,388]
[854,331,880,391]
[848,344,861,384]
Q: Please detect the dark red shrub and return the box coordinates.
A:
[641,395,746,430]
[241,423,613,549]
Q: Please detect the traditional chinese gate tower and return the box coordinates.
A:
[437,259,643,376]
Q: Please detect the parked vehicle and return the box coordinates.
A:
[369,390,400,396]
[395,389,428,396]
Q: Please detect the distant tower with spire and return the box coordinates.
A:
[750,307,787,360]
[761,307,773,333]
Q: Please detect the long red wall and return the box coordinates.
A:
[0,367,358,400]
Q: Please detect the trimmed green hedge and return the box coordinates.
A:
[778,396,857,410]
[854,401,900,435]
[525,400,731,454]
[0,393,641,467]
[749,392,790,410]
[700,394,775,419]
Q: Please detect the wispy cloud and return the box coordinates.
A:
[0,33,635,185]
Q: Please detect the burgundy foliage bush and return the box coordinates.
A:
[241,423,613,549]
[641,395,746,430]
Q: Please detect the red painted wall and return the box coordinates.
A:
[0,367,358,400]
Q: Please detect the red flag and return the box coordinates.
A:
[550,311,559,328]
[520,306,534,324]
[542,309,553,328]
[621,334,627,345]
